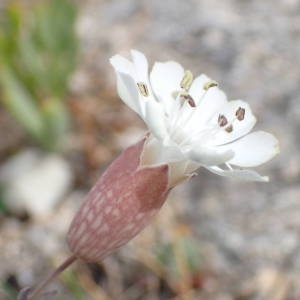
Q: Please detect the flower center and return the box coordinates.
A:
[179,106,246,148]
[135,72,246,150]
[170,72,246,148]
[169,73,221,144]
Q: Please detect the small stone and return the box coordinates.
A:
[0,150,73,216]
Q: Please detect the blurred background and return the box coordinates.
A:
[0,0,298,299]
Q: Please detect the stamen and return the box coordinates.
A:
[137,82,149,97]
[235,107,245,121]
[225,124,233,133]
[218,114,228,127]
[180,70,193,91]
[172,90,196,107]
[181,94,196,107]
[203,80,218,91]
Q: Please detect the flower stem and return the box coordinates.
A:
[18,254,77,300]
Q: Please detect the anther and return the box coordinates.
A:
[218,114,228,127]
[235,107,245,121]
[225,124,233,133]
[203,80,218,91]
[180,70,194,91]
[181,94,196,107]
[137,82,149,97]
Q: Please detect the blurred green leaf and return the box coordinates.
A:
[154,236,202,275]
[62,269,87,300]
[42,98,70,150]
[178,237,202,272]
[0,185,8,214]
[0,0,78,151]
[0,4,21,64]
[0,67,45,142]
[0,282,18,300]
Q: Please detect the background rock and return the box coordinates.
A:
[0,150,73,217]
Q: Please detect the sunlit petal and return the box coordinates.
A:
[186,146,234,166]
[219,131,280,167]
[209,100,257,146]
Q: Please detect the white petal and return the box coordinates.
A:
[144,100,169,142]
[114,72,144,116]
[209,100,257,146]
[150,61,184,114]
[189,74,209,96]
[141,135,185,165]
[110,55,134,76]
[150,61,184,98]
[167,160,200,188]
[110,51,153,117]
[181,78,228,133]
[186,146,234,166]
[196,86,228,121]
[189,74,211,104]
[141,136,198,188]
[219,131,280,167]
[206,166,269,182]
[131,50,149,84]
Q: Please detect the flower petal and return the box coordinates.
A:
[189,74,227,108]
[195,86,228,122]
[186,145,234,166]
[141,136,200,188]
[114,71,144,116]
[111,51,155,117]
[150,61,184,99]
[150,61,184,114]
[179,76,228,134]
[131,49,150,85]
[188,74,210,102]
[110,54,134,75]
[219,131,280,167]
[144,100,169,142]
[167,160,199,188]
[209,100,257,146]
[205,166,269,182]
[141,135,185,166]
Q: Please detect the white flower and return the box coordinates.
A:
[110,50,279,185]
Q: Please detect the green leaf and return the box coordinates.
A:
[41,98,70,150]
[0,0,78,150]
[178,237,202,272]
[0,67,45,142]
[0,5,22,64]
